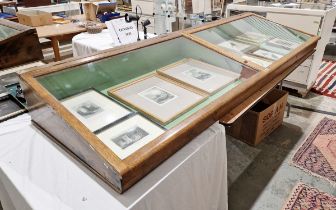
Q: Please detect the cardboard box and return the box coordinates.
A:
[83,1,115,21]
[226,89,288,146]
[17,10,53,27]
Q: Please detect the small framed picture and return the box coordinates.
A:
[138,85,178,105]
[236,32,271,45]
[97,114,165,160]
[157,58,240,94]
[260,42,289,55]
[267,38,300,50]
[242,55,272,68]
[108,74,207,125]
[251,49,283,61]
[218,39,252,53]
[61,89,132,132]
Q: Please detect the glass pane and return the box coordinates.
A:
[194,15,312,68]
[234,1,328,10]
[0,25,18,41]
[37,37,258,129]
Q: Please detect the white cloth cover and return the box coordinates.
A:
[72,30,156,57]
[0,114,227,210]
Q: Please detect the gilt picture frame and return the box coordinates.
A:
[61,89,132,132]
[267,38,300,51]
[108,73,208,125]
[235,31,271,45]
[251,49,283,61]
[157,58,240,94]
[217,39,253,53]
[97,114,165,160]
[242,55,272,68]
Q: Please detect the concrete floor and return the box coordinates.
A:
[227,93,336,210]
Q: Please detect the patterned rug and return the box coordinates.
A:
[282,183,336,210]
[292,117,336,183]
[312,60,336,99]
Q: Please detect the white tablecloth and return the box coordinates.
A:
[0,114,228,210]
[72,30,156,57]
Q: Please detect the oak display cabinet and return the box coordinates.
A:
[184,13,317,72]
[19,13,319,193]
[0,19,43,69]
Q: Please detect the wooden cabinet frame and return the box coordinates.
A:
[19,13,319,193]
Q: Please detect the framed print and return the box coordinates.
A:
[267,38,300,50]
[260,42,290,55]
[218,39,252,52]
[61,89,132,132]
[251,49,283,61]
[108,74,207,125]
[236,32,271,45]
[97,114,165,160]
[242,55,272,68]
[157,58,240,94]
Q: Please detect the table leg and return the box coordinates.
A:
[50,37,61,61]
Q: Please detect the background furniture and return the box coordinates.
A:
[0,1,17,13]
[0,19,43,69]
[2,2,81,18]
[0,1,18,21]
[22,0,51,7]
[36,22,86,61]
[72,29,156,57]
[0,114,228,210]
[226,3,336,96]
[18,2,80,15]
[35,15,102,61]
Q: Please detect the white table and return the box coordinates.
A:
[0,114,228,210]
[72,29,156,57]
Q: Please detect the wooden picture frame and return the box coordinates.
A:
[19,13,319,193]
[242,55,272,68]
[97,114,165,160]
[61,89,133,133]
[108,73,208,125]
[249,49,283,61]
[157,58,240,94]
[217,39,254,53]
[267,37,301,51]
[235,31,271,45]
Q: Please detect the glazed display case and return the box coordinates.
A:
[19,13,318,193]
[224,4,336,96]
[0,19,43,69]
[184,13,317,72]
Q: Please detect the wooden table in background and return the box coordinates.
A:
[35,15,105,61]
[35,21,87,61]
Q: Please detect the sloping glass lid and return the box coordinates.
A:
[36,37,258,129]
[0,24,18,41]
[193,15,312,68]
